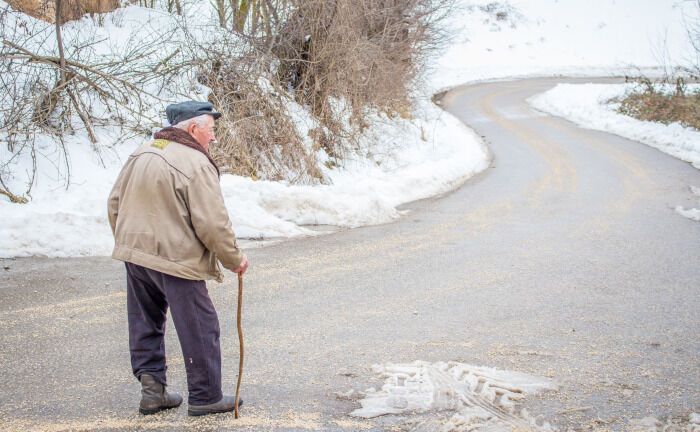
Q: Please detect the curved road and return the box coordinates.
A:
[1,78,698,431]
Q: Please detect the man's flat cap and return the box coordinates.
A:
[166,101,222,126]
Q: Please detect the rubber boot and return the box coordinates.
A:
[139,374,183,415]
[187,395,243,416]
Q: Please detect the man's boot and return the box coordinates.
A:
[139,374,183,415]
[187,395,243,416]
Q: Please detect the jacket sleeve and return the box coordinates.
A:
[107,168,124,237]
[187,164,244,272]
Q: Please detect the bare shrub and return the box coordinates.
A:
[617,79,700,131]
[615,2,700,132]
[195,47,323,182]
[267,0,453,159]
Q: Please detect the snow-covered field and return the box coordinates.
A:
[431,0,696,91]
[1,0,697,257]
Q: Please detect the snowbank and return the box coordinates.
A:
[0,98,488,257]
[528,83,700,169]
[223,100,489,236]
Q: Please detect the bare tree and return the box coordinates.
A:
[0,3,188,200]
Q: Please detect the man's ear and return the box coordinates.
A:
[188,123,197,135]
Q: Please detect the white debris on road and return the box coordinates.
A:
[675,186,700,222]
[350,361,558,431]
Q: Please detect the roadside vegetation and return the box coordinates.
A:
[617,77,700,131]
[616,1,700,132]
[0,0,454,202]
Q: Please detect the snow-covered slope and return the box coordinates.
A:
[431,0,696,91]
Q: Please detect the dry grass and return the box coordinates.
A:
[200,53,324,183]
[199,0,454,182]
[617,78,700,131]
[272,0,452,159]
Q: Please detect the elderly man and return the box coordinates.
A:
[108,101,249,416]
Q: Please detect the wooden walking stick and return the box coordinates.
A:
[234,272,244,419]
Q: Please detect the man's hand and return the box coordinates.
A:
[233,256,249,274]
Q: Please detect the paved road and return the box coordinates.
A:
[1,78,698,431]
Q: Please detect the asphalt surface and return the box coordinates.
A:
[1,78,698,431]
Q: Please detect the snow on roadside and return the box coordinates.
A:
[0,1,489,258]
[0,98,488,258]
[528,83,700,169]
[349,361,558,431]
[223,99,489,235]
[0,129,136,258]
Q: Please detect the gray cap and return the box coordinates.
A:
[166,101,222,126]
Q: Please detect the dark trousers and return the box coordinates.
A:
[125,262,223,405]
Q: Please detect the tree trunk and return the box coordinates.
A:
[216,0,227,28]
[234,0,250,33]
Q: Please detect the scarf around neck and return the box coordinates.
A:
[154,127,220,177]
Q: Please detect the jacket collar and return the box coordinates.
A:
[154,127,220,177]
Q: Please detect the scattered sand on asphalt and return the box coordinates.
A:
[0,409,323,432]
[0,291,125,317]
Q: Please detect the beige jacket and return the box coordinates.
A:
[108,138,243,282]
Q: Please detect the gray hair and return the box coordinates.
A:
[174,114,211,130]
